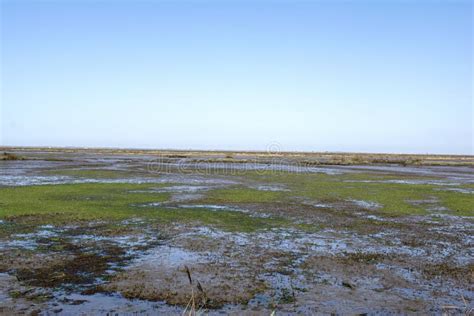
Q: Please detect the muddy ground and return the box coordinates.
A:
[0,149,473,315]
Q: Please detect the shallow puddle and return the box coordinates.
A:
[131,245,206,268]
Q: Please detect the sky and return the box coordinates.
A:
[1,0,472,154]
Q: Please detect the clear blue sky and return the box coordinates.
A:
[1,0,472,154]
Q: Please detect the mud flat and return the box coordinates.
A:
[0,148,473,314]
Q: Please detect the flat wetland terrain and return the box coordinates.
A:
[0,148,473,315]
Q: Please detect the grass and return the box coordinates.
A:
[1,152,24,160]
[0,183,168,222]
[235,171,474,216]
[149,207,288,232]
[434,191,474,216]
[298,180,432,215]
[204,187,285,203]
[0,183,289,232]
[0,169,471,237]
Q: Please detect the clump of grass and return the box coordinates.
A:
[279,285,296,304]
[350,155,367,164]
[441,295,473,315]
[1,152,23,160]
[422,262,474,281]
[183,265,207,315]
[167,154,188,159]
[341,252,385,264]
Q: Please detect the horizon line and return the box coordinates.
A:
[1,145,473,157]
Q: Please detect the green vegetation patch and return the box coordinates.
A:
[204,187,285,204]
[232,171,474,216]
[148,207,289,232]
[0,183,169,222]
[434,191,474,216]
[0,183,288,232]
[1,152,24,160]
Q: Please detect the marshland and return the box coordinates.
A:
[2,0,472,314]
[0,147,472,315]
